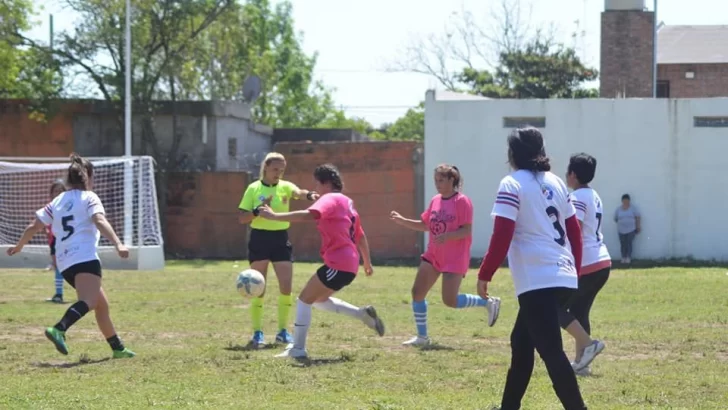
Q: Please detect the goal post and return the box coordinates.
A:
[0,156,165,271]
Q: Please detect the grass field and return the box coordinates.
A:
[1,262,727,409]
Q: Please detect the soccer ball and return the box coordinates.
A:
[236,269,265,298]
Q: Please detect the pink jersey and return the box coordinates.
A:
[421,192,473,275]
[308,193,364,274]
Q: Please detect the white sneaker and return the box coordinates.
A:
[274,343,308,359]
[570,361,592,376]
[486,297,501,327]
[625,257,631,264]
[361,305,385,336]
[402,335,431,347]
[573,340,605,371]
[575,366,592,376]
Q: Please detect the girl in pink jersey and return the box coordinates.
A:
[258,164,385,360]
[390,164,501,347]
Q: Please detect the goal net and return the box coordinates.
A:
[0,156,165,270]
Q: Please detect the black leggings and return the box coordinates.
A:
[501,287,586,410]
[558,268,610,333]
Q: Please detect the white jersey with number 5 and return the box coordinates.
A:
[491,170,578,296]
[570,188,610,267]
[36,189,104,273]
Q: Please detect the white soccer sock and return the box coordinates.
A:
[313,297,362,320]
[293,299,312,350]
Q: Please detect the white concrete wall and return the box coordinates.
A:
[424,90,728,261]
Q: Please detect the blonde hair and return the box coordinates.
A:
[259,152,286,180]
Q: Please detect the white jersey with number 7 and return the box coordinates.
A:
[570,188,611,267]
[36,189,105,273]
[491,169,578,296]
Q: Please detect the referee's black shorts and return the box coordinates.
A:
[248,228,293,263]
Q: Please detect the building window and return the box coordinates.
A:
[656,81,670,98]
[503,117,546,128]
[227,137,237,157]
[694,117,728,128]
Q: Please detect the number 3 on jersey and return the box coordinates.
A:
[61,215,75,241]
[545,206,566,246]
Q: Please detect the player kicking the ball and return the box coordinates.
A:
[390,164,501,347]
[6,153,135,359]
[257,164,385,360]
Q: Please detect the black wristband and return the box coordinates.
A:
[252,206,261,217]
[306,191,316,201]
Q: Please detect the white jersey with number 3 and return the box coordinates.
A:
[570,188,611,267]
[36,189,104,272]
[491,170,578,296]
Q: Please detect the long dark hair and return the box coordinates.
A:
[313,163,343,191]
[67,153,94,190]
[507,127,551,172]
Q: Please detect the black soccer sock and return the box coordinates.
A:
[54,301,90,332]
[106,335,125,351]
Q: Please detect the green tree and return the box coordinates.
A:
[0,0,63,120]
[13,0,235,230]
[374,103,425,141]
[392,0,598,99]
[316,111,378,136]
[17,0,234,157]
[457,39,598,99]
[175,0,346,128]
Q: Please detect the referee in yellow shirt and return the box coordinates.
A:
[238,152,319,348]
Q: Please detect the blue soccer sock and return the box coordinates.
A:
[54,268,63,296]
[455,294,488,309]
[412,300,428,337]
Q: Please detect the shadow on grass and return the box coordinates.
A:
[33,357,111,369]
[419,343,456,351]
[290,354,352,368]
[224,342,279,352]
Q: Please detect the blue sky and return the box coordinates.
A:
[26,0,726,126]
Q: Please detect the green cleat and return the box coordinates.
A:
[44,327,68,355]
[112,348,136,359]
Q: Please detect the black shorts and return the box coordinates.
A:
[248,229,293,263]
[61,260,102,289]
[316,265,356,291]
[49,237,56,256]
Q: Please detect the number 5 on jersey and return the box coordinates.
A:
[61,215,75,241]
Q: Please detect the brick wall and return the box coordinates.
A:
[600,10,655,98]
[273,141,424,261]
[165,172,250,259]
[658,63,728,97]
[0,101,425,261]
[0,101,77,156]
